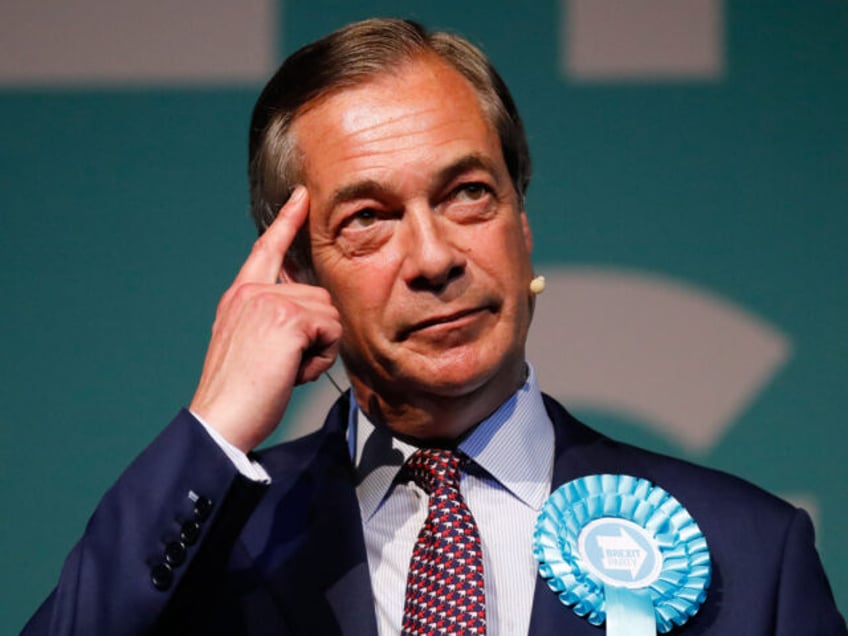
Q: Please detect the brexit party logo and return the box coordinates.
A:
[581,520,661,586]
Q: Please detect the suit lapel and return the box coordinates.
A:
[243,394,379,636]
[528,395,621,635]
[243,394,629,635]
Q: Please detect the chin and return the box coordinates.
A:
[401,346,524,399]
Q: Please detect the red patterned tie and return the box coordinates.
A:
[402,448,487,635]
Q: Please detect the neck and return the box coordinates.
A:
[349,362,527,442]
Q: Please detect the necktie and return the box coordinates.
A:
[402,448,487,635]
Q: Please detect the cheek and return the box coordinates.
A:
[324,264,395,328]
[323,236,405,293]
[473,221,531,272]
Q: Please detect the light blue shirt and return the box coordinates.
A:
[350,365,554,636]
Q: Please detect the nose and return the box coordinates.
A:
[401,205,466,292]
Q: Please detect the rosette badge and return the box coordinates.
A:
[533,474,711,635]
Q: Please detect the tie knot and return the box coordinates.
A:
[405,448,461,494]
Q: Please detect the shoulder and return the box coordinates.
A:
[541,393,799,536]
[254,392,352,482]
[539,395,843,626]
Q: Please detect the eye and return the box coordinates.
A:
[336,206,397,256]
[349,209,379,228]
[453,182,491,202]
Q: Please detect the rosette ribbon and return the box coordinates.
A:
[533,474,711,635]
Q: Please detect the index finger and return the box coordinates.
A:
[234,186,309,285]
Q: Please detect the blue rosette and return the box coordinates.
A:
[533,474,711,634]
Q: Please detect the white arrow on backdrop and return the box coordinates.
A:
[528,267,790,454]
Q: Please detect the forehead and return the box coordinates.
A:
[289,57,503,188]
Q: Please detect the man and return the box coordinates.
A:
[25,18,845,635]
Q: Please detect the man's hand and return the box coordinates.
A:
[189,187,342,453]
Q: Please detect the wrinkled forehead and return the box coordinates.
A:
[290,53,497,153]
[288,58,503,196]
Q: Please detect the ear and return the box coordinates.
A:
[281,253,301,283]
[281,223,319,285]
[282,252,318,285]
[520,210,533,254]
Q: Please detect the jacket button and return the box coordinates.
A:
[193,496,213,521]
[151,563,173,591]
[165,541,187,567]
[180,520,201,545]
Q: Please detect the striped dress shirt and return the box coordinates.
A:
[350,365,555,636]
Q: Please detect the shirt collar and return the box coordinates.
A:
[350,364,554,521]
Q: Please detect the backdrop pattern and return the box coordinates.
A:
[2,1,845,630]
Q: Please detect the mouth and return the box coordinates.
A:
[399,306,494,341]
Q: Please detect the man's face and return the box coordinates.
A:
[291,56,534,413]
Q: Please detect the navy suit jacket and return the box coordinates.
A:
[25,394,846,635]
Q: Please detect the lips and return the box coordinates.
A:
[398,306,494,340]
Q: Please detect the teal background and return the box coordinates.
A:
[2,2,846,630]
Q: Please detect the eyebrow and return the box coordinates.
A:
[436,153,501,189]
[328,153,502,209]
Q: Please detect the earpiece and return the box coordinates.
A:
[529,275,545,295]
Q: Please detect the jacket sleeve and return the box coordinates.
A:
[22,409,268,636]
[774,508,847,635]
